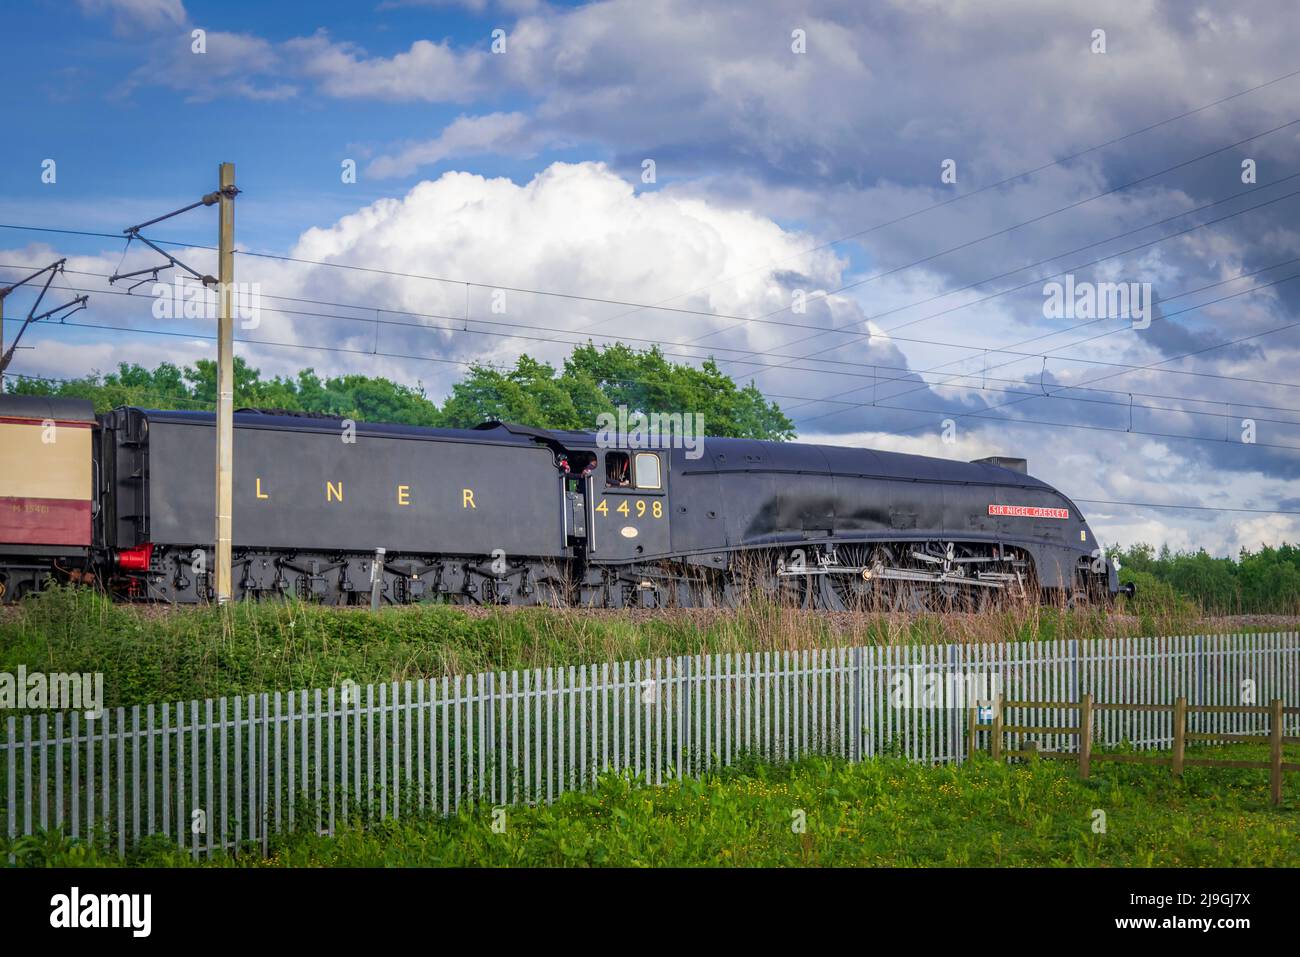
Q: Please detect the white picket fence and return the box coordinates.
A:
[3,632,1298,860]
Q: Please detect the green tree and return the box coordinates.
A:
[9,362,201,412]
[437,356,586,430]
[436,344,795,440]
[10,343,795,440]
[1115,541,1300,614]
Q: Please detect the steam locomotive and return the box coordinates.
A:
[0,394,1126,609]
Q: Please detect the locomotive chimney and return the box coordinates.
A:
[971,456,1028,474]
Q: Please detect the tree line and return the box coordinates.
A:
[10,342,796,440]
[1112,543,1299,615]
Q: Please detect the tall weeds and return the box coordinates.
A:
[0,585,1291,707]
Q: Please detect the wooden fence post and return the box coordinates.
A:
[1079,693,1092,779]
[1271,698,1283,807]
[991,694,1003,763]
[1173,696,1186,778]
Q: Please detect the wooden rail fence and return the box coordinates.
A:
[969,694,1300,804]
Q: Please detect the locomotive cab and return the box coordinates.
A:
[588,449,670,562]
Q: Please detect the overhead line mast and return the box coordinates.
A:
[215,163,236,606]
[0,258,88,391]
[107,164,239,603]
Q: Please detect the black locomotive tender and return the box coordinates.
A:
[0,395,1126,608]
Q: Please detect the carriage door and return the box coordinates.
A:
[589,450,670,561]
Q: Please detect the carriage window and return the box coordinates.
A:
[634,453,662,490]
[605,452,631,487]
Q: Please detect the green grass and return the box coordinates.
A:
[5,745,1296,867]
[3,586,1290,707]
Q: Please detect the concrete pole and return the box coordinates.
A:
[214,162,236,604]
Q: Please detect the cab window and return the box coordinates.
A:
[605,452,631,487]
[634,452,662,490]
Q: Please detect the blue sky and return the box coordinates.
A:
[5,1,607,248]
[2,0,1299,556]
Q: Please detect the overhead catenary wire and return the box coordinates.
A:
[8,226,1300,440]
[3,116,1299,354]
[788,251,1300,423]
[795,310,1300,461]
[1073,499,1300,516]
[686,114,1300,355]
[782,181,1300,423]
[16,275,1300,456]
[4,161,1298,419]
[17,291,1300,429]
[0,258,88,383]
[793,272,1300,431]
[10,261,1300,437]
[567,66,1300,336]
[8,253,1299,392]
[6,222,1300,399]
[787,379,1300,451]
[8,155,1300,434]
[724,176,1300,384]
[779,252,1300,417]
[23,307,1300,435]
[4,67,1299,346]
[0,170,1294,449]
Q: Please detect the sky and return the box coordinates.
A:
[1,0,1298,558]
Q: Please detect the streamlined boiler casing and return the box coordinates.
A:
[654,437,1109,594]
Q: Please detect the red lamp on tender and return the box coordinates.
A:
[117,543,154,571]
